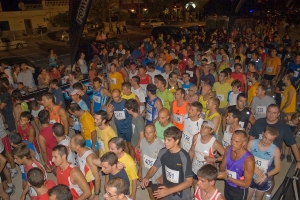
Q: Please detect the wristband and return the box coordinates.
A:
[265,173,269,178]
[94,192,100,195]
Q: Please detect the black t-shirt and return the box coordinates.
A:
[249,118,296,149]
[275,80,285,106]
[81,93,91,110]
[245,49,256,65]
[109,168,130,194]
[0,92,15,131]
[227,105,251,129]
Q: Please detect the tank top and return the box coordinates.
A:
[121,92,136,100]
[185,65,197,85]
[172,100,189,131]
[251,139,275,179]
[218,62,227,73]
[194,187,222,200]
[167,81,179,94]
[231,72,245,92]
[226,146,252,188]
[192,135,215,174]
[57,164,83,200]
[222,125,243,148]
[139,74,151,85]
[77,149,95,192]
[17,124,40,152]
[46,105,62,125]
[199,95,211,115]
[146,97,159,125]
[59,136,77,166]
[111,99,132,134]
[93,87,108,113]
[204,111,220,133]
[39,124,57,163]
[280,85,296,113]
[227,105,251,129]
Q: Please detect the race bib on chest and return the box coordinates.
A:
[186,70,194,77]
[247,54,252,58]
[93,95,101,103]
[146,112,152,121]
[239,121,245,128]
[266,67,273,73]
[165,166,180,183]
[227,170,237,179]
[256,106,266,115]
[97,139,105,151]
[173,114,183,124]
[254,156,269,173]
[114,111,126,120]
[49,120,57,124]
[217,94,224,101]
[110,78,116,84]
[294,71,299,77]
[182,132,192,145]
[192,157,206,173]
[143,154,156,169]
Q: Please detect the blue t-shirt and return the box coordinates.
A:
[200,73,215,86]
[52,88,66,109]
[142,57,154,66]
[111,99,132,135]
[81,93,91,110]
[287,62,300,82]
[182,82,194,94]
[21,140,39,181]
[155,66,165,73]
[109,169,130,194]
[252,59,263,71]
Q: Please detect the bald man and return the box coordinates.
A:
[185,85,199,104]
[154,108,174,142]
[107,89,132,154]
[69,135,101,198]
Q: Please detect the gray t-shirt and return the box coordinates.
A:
[251,95,275,119]
[131,114,145,147]
[17,69,35,88]
[140,138,164,183]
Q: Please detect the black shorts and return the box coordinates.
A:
[224,181,248,200]
[148,181,163,192]
[264,74,276,81]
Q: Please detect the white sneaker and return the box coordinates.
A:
[265,194,272,200]
[10,170,18,179]
[6,163,11,168]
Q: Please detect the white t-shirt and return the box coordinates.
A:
[181,117,203,152]
[146,70,161,81]
[132,86,146,114]
[129,70,138,80]
[31,105,44,118]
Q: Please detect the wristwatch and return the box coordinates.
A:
[94,192,100,196]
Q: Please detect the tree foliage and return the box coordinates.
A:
[50,12,69,27]
[89,0,119,23]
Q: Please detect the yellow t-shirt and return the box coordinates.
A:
[248,82,259,106]
[264,56,281,75]
[109,72,124,92]
[199,95,211,113]
[121,92,136,100]
[80,111,96,140]
[96,126,117,157]
[118,153,138,194]
[212,82,232,108]
[227,77,234,84]
[280,85,296,113]
[205,110,221,133]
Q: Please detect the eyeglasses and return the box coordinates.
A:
[103,192,118,198]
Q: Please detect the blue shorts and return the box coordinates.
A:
[118,132,132,142]
[250,177,271,191]
[85,140,99,150]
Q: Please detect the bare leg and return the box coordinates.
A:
[2,167,12,184]
[0,183,9,200]
[247,188,255,200]
[5,151,16,170]
[254,190,265,200]
[147,187,156,200]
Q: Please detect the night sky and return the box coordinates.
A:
[1,0,41,11]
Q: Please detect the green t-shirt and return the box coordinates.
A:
[212,82,232,108]
[155,121,174,141]
[156,89,174,111]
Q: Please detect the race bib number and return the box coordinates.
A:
[294,71,299,77]
[93,95,101,103]
[254,156,269,173]
[186,70,194,77]
[146,112,152,121]
[227,170,237,179]
[256,106,266,115]
[239,121,245,128]
[49,119,57,124]
[165,166,180,183]
[217,94,224,101]
[110,78,116,84]
[97,139,105,151]
[266,67,273,73]
[114,111,126,120]
[192,157,206,173]
[173,114,183,124]
[143,154,156,169]
[182,132,192,145]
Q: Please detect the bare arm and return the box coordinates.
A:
[222,107,228,132]
[188,134,198,159]
[58,108,69,135]
[28,126,36,144]
[213,141,225,162]
[13,105,22,129]
[0,154,7,172]
[219,147,229,172]
[291,144,300,170]
[196,68,200,88]
[72,167,92,200]
[87,154,101,195]
[91,130,97,153]
[211,115,220,133]
[136,131,144,149]
[267,147,281,176]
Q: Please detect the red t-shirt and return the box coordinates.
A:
[49,70,61,80]
[37,180,56,200]
[39,124,57,165]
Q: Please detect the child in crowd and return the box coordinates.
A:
[227,80,242,106]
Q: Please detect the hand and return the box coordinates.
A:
[117,162,125,170]
[141,178,149,188]
[217,172,228,180]
[296,161,300,170]
[106,104,114,113]
[255,174,267,185]
[155,175,163,185]
[204,156,215,163]
[44,164,52,172]
[254,167,264,177]
[129,194,136,200]
[153,186,171,199]
[92,146,97,154]
[138,171,142,181]
[20,194,26,200]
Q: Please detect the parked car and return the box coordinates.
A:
[140,19,165,29]
[0,37,28,50]
[55,29,69,42]
[151,26,184,42]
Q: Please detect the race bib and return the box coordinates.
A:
[256,106,266,115]
[217,94,224,101]
[165,166,179,183]
[173,114,183,124]
[49,119,57,124]
[227,170,237,179]
[143,154,156,169]
[20,165,25,173]
[186,70,194,77]
[222,131,232,148]
[114,111,126,120]
[294,71,299,77]
[93,95,101,103]
[259,133,262,139]
[146,112,152,121]
[110,78,116,84]
[254,156,269,173]
[182,132,192,146]
[97,139,105,151]
[239,121,245,128]
[192,157,206,174]
[266,67,273,73]
[247,54,252,58]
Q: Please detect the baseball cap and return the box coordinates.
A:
[69,89,79,96]
[202,120,214,129]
